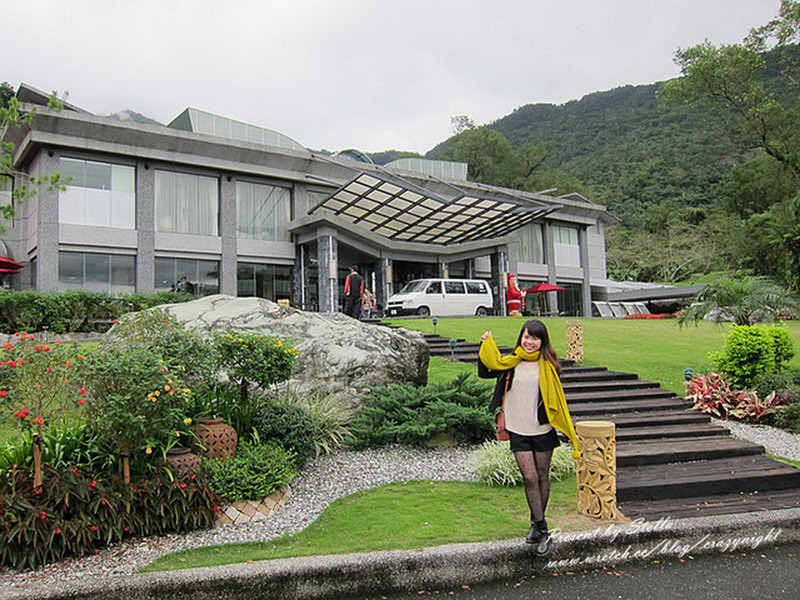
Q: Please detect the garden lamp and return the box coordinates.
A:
[684,367,694,380]
[448,337,458,361]
[432,316,438,334]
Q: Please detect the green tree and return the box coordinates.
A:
[678,276,799,326]
[1,91,68,233]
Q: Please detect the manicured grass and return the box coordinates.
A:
[393,317,800,395]
[142,475,604,572]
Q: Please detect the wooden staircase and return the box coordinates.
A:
[422,332,800,519]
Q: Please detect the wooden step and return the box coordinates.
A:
[595,410,711,428]
[566,387,677,403]
[617,455,800,501]
[561,370,639,383]
[614,422,727,441]
[570,397,691,416]
[563,379,661,393]
[616,436,764,466]
[619,488,800,519]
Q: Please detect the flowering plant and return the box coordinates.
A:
[0,332,86,439]
[80,341,193,461]
[212,330,297,404]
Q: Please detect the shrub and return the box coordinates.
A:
[710,325,777,388]
[775,398,800,433]
[472,440,576,486]
[767,326,795,370]
[0,465,218,570]
[729,391,787,425]
[685,372,744,419]
[80,341,193,466]
[253,402,316,467]
[347,373,494,449]
[272,389,353,457]
[202,441,297,501]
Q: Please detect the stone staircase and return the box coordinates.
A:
[422,332,800,519]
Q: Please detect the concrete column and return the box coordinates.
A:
[316,233,338,313]
[375,257,392,315]
[293,243,311,310]
[35,151,61,292]
[543,222,558,316]
[439,262,449,278]
[219,175,237,296]
[489,250,507,316]
[135,161,156,293]
[579,226,592,317]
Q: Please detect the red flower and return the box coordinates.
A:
[40,511,47,520]
[6,360,15,368]
[79,388,86,395]
[90,480,97,487]
[65,361,72,367]
[34,417,45,425]
[90,525,98,531]
[54,528,61,534]
[0,390,7,397]
[78,398,85,405]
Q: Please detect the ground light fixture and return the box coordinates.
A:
[432,317,438,334]
[449,337,458,361]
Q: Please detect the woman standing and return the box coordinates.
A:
[478,320,580,556]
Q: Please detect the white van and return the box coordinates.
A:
[386,278,494,317]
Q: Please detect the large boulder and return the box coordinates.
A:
[157,294,428,404]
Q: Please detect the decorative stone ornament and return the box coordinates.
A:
[576,420,618,519]
[566,320,584,363]
[193,417,238,460]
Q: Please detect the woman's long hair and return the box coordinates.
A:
[515,319,561,376]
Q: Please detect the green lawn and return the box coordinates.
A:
[143,475,601,572]
[395,317,800,395]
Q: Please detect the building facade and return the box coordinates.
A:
[0,85,616,317]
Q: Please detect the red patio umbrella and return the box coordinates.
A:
[0,256,23,271]
[526,282,565,293]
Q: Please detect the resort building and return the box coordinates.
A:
[0,84,616,317]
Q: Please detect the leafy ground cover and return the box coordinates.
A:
[142,475,611,572]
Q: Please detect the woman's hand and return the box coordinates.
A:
[480,330,492,342]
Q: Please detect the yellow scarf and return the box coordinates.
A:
[479,335,581,459]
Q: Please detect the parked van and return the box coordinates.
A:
[386,278,494,317]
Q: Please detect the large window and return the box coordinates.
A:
[58,251,135,294]
[518,223,544,263]
[155,171,218,235]
[237,262,292,301]
[236,181,291,241]
[155,257,219,296]
[553,226,581,267]
[59,158,135,228]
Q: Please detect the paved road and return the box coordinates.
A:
[364,542,800,600]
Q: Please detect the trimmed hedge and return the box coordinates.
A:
[0,290,195,334]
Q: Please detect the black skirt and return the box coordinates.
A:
[508,428,560,453]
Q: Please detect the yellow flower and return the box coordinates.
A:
[145,446,152,454]
[183,417,192,425]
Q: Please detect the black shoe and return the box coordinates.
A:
[534,531,551,556]
[525,523,541,544]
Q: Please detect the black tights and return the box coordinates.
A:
[514,449,553,522]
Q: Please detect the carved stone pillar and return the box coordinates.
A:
[576,420,618,519]
[566,320,584,363]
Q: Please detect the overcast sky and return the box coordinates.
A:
[3,0,781,154]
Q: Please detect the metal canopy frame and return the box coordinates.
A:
[308,171,559,246]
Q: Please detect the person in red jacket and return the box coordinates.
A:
[343,266,364,319]
[507,274,522,316]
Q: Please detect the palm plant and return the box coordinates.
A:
[679,276,799,326]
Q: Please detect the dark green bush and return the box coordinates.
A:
[775,398,800,433]
[202,441,297,501]
[0,290,195,334]
[711,325,777,389]
[0,465,219,570]
[347,373,494,449]
[253,402,315,467]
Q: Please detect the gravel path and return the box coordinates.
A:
[1,420,798,597]
[0,445,481,596]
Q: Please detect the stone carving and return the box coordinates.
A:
[155,294,429,406]
[566,320,584,363]
[576,420,618,519]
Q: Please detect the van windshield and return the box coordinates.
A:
[397,280,427,294]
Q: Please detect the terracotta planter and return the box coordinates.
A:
[164,447,201,475]
[193,417,238,460]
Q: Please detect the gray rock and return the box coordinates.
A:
[151,294,429,405]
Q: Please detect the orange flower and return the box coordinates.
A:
[34,417,45,425]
